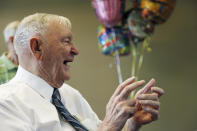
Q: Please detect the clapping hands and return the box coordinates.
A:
[97,77,164,131]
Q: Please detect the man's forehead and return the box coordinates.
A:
[49,19,71,28]
[47,20,72,35]
[46,21,73,39]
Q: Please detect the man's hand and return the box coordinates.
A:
[126,79,164,131]
[97,77,145,131]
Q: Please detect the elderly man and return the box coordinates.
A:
[0,21,19,84]
[0,13,164,131]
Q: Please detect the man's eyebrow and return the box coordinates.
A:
[64,36,72,39]
[64,32,72,38]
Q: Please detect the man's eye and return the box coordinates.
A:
[65,40,70,43]
[63,39,71,44]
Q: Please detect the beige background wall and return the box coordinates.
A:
[0,0,196,131]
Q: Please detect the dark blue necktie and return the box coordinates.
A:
[52,88,88,131]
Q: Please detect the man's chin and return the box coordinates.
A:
[63,73,70,81]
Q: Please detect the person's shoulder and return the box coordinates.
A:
[0,52,5,63]
[0,80,29,101]
[0,52,9,66]
[0,81,35,124]
[0,52,7,59]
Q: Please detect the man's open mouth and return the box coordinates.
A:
[63,59,73,65]
[63,60,67,65]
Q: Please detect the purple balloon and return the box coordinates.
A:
[92,0,125,27]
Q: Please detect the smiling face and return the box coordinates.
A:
[39,20,79,87]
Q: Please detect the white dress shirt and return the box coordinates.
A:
[0,66,101,131]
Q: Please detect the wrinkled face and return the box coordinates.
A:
[40,20,79,86]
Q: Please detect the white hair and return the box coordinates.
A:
[3,21,20,44]
[14,13,72,55]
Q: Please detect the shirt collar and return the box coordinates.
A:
[12,65,54,102]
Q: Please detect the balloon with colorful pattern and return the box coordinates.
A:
[139,0,176,24]
[97,25,130,56]
[92,0,126,27]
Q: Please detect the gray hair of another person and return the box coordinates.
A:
[3,21,20,44]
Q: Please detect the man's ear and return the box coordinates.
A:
[30,37,42,60]
[8,36,14,45]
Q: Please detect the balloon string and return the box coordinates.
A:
[111,28,123,85]
[115,50,123,84]
[131,43,137,79]
[136,37,151,78]
[130,43,138,98]
[130,37,151,98]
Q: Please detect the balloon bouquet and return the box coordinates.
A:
[92,0,175,96]
[92,0,129,84]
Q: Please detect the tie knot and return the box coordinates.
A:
[52,88,61,100]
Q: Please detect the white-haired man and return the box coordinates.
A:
[0,13,164,131]
[0,21,19,84]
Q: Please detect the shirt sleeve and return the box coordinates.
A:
[0,98,34,131]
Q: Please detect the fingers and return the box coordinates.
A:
[117,99,137,117]
[135,78,155,99]
[134,87,163,123]
[151,87,165,98]
[130,80,164,126]
[119,80,145,100]
[142,106,159,121]
[111,79,147,114]
[103,77,161,131]
[126,99,136,107]
[113,77,136,97]
[103,99,138,131]
[139,100,160,109]
[108,80,142,118]
[136,92,161,109]
[137,94,158,101]
[121,106,138,118]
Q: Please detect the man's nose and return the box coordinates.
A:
[71,44,79,55]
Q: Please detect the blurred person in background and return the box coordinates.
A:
[0,21,19,84]
[0,13,164,131]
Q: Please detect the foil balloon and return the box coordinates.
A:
[92,0,126,27]
[97,25,130,56]
[140,0,176,24]
[127,10,154,42]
